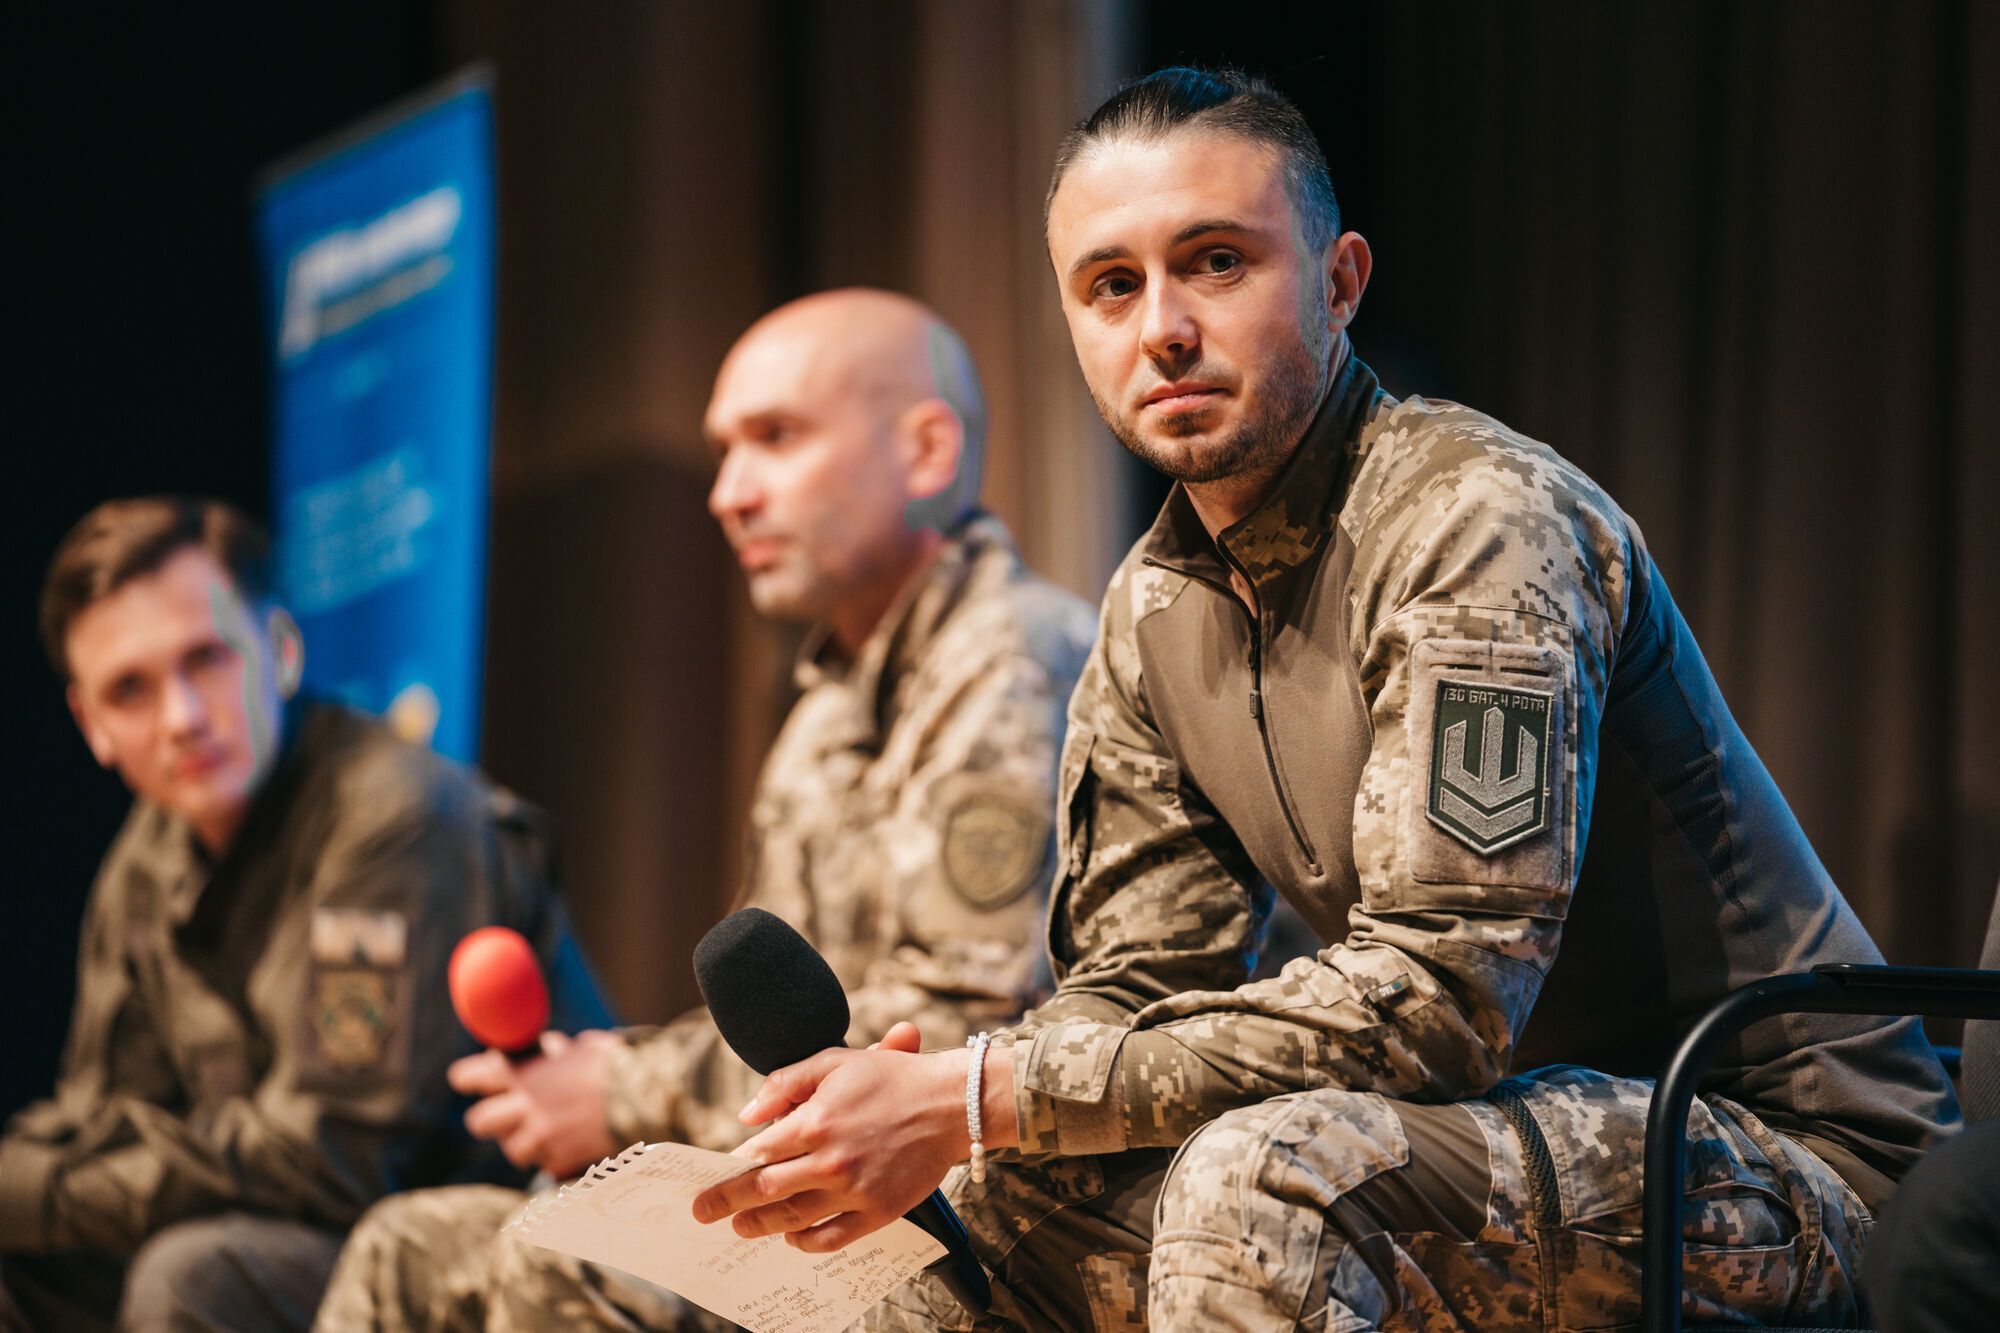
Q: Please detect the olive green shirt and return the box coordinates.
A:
[0,705,609,1255]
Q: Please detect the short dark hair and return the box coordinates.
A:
[41,496,271,679]
[1047,66,1340,251]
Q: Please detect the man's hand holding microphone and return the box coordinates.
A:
[446,925,623,1179]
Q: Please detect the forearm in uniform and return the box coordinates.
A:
[603,1012,766,1153]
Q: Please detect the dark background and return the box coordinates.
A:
[6,1,1996,1118]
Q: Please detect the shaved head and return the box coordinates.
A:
[705,288,989,648]
[717,288,986,528]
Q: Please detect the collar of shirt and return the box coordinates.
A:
[790,514,1017,752]
[1135,350,1385,592]
[154,699,335,934]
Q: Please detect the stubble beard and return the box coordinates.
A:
[1097,329,1331,487]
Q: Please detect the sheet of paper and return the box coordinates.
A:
[504,1142,947,1333]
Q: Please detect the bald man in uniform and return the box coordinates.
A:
[311,289,1097,1331]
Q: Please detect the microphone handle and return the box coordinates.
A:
[905,1189,992,1314]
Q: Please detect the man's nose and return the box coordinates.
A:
[1139,282,1200,376]
[708,450,763,518]
[160,671,208,738]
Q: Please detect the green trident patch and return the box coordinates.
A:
[1427,680,1553,854]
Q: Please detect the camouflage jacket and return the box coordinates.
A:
[603,516,1096,1150]
[1004,356,1956,1197]
[0,705,613,1256]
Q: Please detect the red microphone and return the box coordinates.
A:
[449,926,550,1057]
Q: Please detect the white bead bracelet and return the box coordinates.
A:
[965,1031,992,1185]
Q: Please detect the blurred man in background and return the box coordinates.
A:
[314,288,1097,1330]
[1,497,611,1332]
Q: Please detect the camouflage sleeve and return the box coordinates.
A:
[603,1010,765,1153]
[1007,442,1630,1157]
[0,829,184,1251]
[1001,579,1271,1155]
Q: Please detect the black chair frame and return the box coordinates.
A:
[1640,963,2000,1333]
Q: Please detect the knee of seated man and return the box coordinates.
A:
[121,1213,339,1330]
[1159,1092,1415,1231]
[342,1183,525,1274]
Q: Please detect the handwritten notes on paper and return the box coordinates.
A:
[504,1142,946,1333]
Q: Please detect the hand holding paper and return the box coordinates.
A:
[507,1141,944,1333]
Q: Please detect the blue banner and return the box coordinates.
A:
[255,72,494,761]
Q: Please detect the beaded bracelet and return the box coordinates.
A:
[964,1031,992,1185]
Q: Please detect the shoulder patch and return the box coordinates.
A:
[311,907,408,966]
[312,967,397,1067]
[1426,679,1553,854]
[302,908,411,1080]
[942,795,1049,910]
[1400,636,1573,899]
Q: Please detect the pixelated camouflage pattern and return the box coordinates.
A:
[310,1184,734,1332]
[863,1149,1172,1333]
[603,515,1094,1152]
[313,519,1094,1332]
[1148,1069,1868,1330]
[1005,358,1633,1158]
[863,351,1939,1328]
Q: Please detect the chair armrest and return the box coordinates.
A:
[1640,966,2000,1333]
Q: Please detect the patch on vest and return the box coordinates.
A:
[312,966,397,1067]
[943,795,1047,910]
[1426,680,1554,854]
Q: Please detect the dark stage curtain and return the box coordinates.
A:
[1345,1,2000,968]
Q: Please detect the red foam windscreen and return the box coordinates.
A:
[448,926,550,1052]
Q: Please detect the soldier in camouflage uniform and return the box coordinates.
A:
[3,499,610,1333]
[689,70,1959,1331]
[312,289,1097,1331]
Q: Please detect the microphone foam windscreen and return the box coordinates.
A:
[693,908,850,1075]
[449,926,550,1051]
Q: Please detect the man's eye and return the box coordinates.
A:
[1092,273,1138,301]
[108,676,148,706]
[186,644,227,673]
[1199,251,1241,275]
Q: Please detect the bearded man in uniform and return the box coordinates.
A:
[689,70,1957,1332]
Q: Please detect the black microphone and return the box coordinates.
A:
[694,908,993,1315]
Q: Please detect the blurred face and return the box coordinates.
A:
[1048,128,1334,484]
[64,547,292,848]
[704,325,916,624]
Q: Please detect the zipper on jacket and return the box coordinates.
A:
[1488,1080,1564,1315]
[1143,555,1321,874]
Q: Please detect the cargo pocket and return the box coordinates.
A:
[1522,1070,1801,1330]
[1077,1249,1148,1330]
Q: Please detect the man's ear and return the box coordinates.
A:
[899,398,966,512]
[268,606,305,699]
[1325,231,1373,332]
[67,684,116,769]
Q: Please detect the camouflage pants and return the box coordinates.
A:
[867,1068,1871,1331]
[861,1148,1175,1331]
[311,1184,735,1332]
